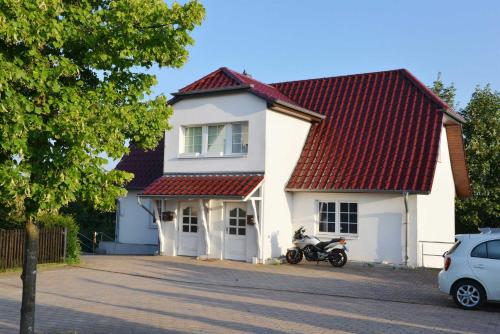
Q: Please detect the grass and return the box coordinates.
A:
[0,262,69,275]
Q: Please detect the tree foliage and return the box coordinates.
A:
[431,75,500,231]
[430,72,457,109]
[457,86,500,229]
[0,0,205,219]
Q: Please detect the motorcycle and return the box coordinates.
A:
[286,227,348,267]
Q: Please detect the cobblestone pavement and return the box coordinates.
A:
[0,255,498,333]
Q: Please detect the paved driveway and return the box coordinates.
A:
[0,255,498,334]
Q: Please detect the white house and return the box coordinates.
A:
[112,67,471,268]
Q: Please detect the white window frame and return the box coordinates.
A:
[179,121,249,158]
[316,200,358,237]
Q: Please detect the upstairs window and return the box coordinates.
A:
[184,126,202,153]
[231,123,248,154]
[207,124,226,154]
[181,122,248,156]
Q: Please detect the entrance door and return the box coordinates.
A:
[225,203,247,261]
[178,204,199,256]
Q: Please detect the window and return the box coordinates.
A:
[229,208,246,235]
[472,240,500,260]
[317,201,358,235]
[471,242,487,258]
[184,127,202,153]
[207,124,225,154]
[340,203,357,234]
[182,207,198,233]
[181,122,248,156]
[231,123,248,154]
[447,241,461,255]
[319,202,335,233]
[488,240,500,260]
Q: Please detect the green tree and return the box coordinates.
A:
[457,86,500,231]
[0,1,204,332]
[430,72,457,108]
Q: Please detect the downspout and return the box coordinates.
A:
[138,196,165,255]
[198,199,210,256]
[403,192,410,266]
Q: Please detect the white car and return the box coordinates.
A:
[438,228,500,310]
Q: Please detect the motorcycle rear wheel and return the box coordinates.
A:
[328,249,347,267]
[285,249,303,264]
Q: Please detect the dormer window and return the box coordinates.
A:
[184,126,202,153]
[180,122,249,157]
[207,124,225,154]
[231,123,248,154]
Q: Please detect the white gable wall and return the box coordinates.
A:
[262,110,311,260]
[163,92,267,174]
[415,126,456,268]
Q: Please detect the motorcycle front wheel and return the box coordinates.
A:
[285,249,303,264]
[328,249,347,267]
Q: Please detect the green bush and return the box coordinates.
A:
[37,213,80,264]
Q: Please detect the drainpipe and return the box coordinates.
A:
[198,199,210,256]
[403,192,410,266]
[138,196,165,255]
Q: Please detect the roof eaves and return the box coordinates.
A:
[285,188,430,195]
[168,84,253,105]
[267,99,325,123]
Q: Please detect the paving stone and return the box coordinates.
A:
[0,255,498,333]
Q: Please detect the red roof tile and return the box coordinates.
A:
[178,67,300,107]
[141,174,263,198]
[115,138,164,190]
[272,69,445,193]
[116,67,470,196]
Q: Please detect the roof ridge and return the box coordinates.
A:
[269,68,406,86]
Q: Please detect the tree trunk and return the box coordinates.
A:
[20,218,38,334]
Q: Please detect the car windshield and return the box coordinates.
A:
[447,240,461,255]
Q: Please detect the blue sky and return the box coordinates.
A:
[150,0,499,108]
[108,1,499,169]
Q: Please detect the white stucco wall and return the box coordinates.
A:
[262,110,311,260]
[159,199,258,262]
[292,192,407,265]
[415,126,456,268]
[117,191,158,245]
[164,93,267,174]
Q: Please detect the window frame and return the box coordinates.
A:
[316,200,359,237]
[181,206,198,233]
[180,122,249,158]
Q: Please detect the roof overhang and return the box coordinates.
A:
[267,100,325,123]
[285,188,429,195]
[139,173,264,201]
[169,85,324,123]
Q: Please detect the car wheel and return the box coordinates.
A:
[452,279,486,310]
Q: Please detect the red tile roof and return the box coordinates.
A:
[141,174,263,198]
[272,69,445,193]
[115,67,470,197]
[115,138,164,190]
[178,67,301,107]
